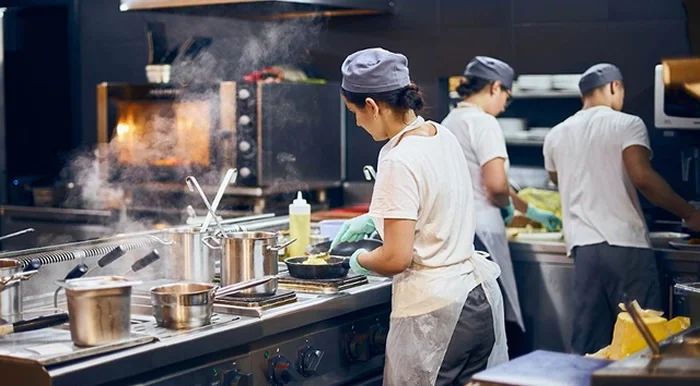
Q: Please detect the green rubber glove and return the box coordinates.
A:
[349,248,371,275]
[525,205,563,231]
[330,214,376,249]
[500,198,515,225]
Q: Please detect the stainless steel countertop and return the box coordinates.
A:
[509,240,700,264]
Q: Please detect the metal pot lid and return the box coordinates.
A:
[57,276,142,291]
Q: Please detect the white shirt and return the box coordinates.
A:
[369,116,476,268]
[543,105,652,254]
[441,102,510,214]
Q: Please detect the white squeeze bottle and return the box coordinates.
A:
[288,191,310,257]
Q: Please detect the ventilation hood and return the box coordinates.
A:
[120,0,395,19]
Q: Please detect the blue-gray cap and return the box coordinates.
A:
[578,63,623,94]
[463,56,515,90]
[341,48,411,93]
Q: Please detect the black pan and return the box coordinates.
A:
[286,239,383,280]
[284,256,350,280]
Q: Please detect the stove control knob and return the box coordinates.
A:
[267,355,293,385]
[345,332,371,362]
[239,167,252,178]
[370,324,389,354]
[297,346,324,377]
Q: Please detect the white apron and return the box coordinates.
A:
[370,117,508,385]
[475,206,525,331]
[382,251,509,385]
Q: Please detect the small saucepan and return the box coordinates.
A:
[285,239,383,280]
[150,275,274,329]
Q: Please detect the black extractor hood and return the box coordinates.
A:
[119,0,395,19]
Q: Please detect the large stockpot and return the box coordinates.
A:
[206,232,295,296]
[59,276,140,347]
[166,227,218,282]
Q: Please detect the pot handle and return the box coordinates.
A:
[268,238,297,252]
[0,269,40,288]
[201,235,222,250]
[213,275,275,298]
[149,235,174,246]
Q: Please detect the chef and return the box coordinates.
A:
[543,63,700,355]
[332,48,508,385]
[441,56,562,344]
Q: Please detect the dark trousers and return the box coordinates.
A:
[436,285,495,386]
[571,242,662,355]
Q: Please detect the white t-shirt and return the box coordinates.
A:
[543,105,652,254]
[369,116,476,268]
[441,103,510,214]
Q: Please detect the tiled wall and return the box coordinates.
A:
[78,0,693,200]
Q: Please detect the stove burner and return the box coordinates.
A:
[277,274,369,294]
[213,289,297,317]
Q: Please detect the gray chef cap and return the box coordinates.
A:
[579,63,623,94]
[464,56,515,90]
[341,48,411,93]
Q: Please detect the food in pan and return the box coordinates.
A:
[688,238,700,245]
[303,252,330,265]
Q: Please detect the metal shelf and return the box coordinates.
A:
[449,89,580,100]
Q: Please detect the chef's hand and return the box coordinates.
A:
[683,210,700,232]
[331,214,376,249]
[349,248,371,275]
[525,205,563,231]
[500,198,515,225]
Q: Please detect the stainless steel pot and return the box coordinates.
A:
[0,259,39,323]
[0,259,22,322]
[166,228,218,282]
[59,276,140,347]
[205,232,295,296]
[150,276,273,329]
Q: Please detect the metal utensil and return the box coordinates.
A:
[150,275,274,329]
[122,250,161,276]
[624,299,661,357]
[61,276,140,347]
[0,228,35,242]
[84,246,126,276]
[0,312,69,337]
[186,176,228,237]
[201,168,237,234]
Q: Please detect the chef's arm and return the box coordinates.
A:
[623,145,696,220]
[357,219,415,276]
[482,158,510,207]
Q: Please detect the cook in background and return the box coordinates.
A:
[543,63,700,355]
[333,47,507,385]
[441,56,561,355]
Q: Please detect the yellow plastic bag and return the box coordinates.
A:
[517,187,563,219]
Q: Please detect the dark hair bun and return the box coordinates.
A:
[456,76,492,98]
[398,83,424,112]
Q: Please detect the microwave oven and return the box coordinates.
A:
[654,64,700,130]
[97,81,343,187]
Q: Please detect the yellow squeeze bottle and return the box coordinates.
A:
[288,191,310,257]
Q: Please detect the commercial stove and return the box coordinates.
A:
[0,221,392,386]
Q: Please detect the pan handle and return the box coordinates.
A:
[268,238,297,252]
[213,275,275,298]
[201,235,222,250]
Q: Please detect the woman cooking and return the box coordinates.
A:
[441,56,562,352]
[332,47,507,385]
